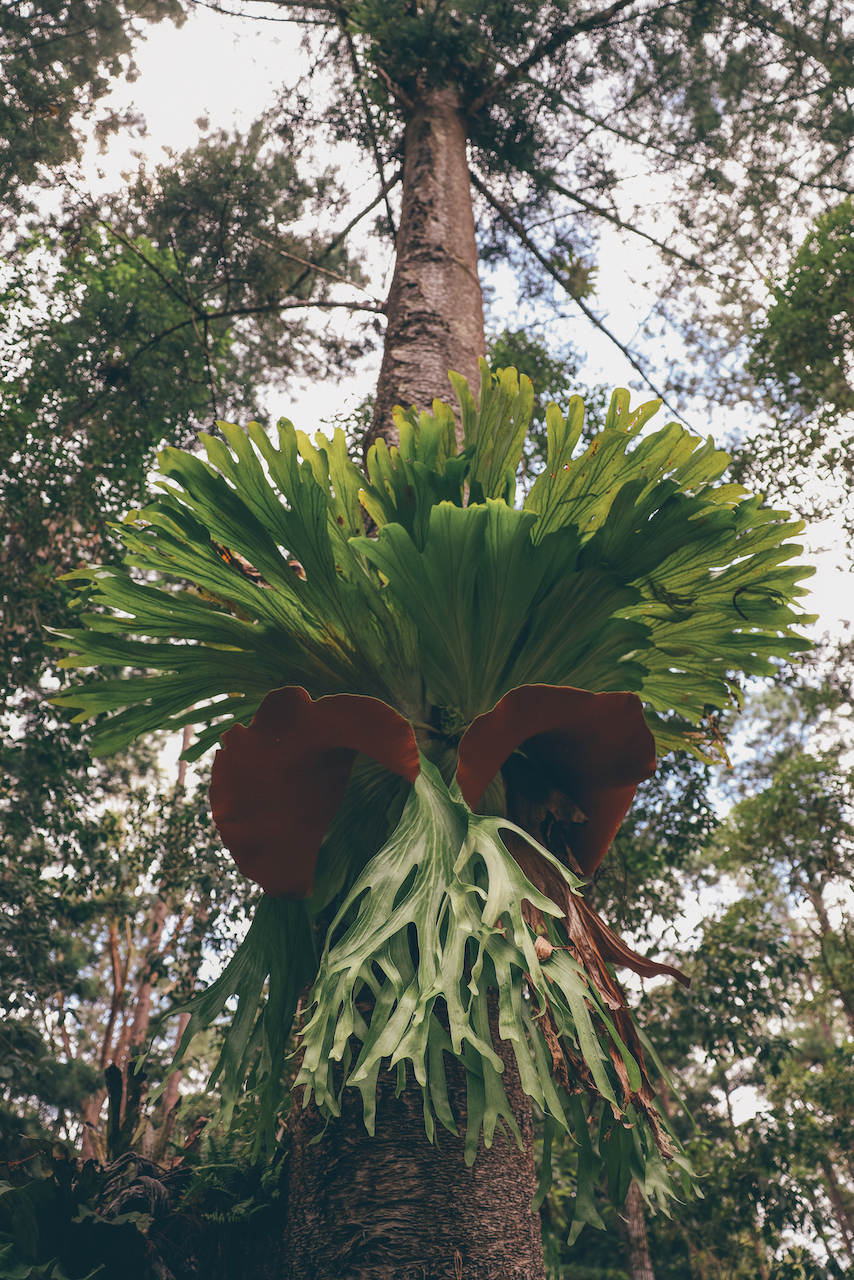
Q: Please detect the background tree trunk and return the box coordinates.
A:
[280,1000,545,1280]
[620,1181,656,1280]
[368,86,485,450]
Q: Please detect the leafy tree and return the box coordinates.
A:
[4,0,854,429]
[735,198,854,528]
[750,199,854,426]
[541,646,854,1278]
[4,0,851,1271]
[0,0,183,224]
[0,115,372,1171]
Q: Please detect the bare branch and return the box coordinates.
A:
[540,175,728,278]
[188,0,335,18]
[471,171,686,419]
[246,232,384,301]
[287,167,402,293]
[334,1,399,240]
[122,297,384,367]
[375,63,416,113]
[468,0,639,114]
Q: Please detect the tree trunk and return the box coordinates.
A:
[280,1000,545,1280]
[620,1181,656,1280]
[368,86,485,450]
[821,1159,854,1263]
[273,89,545,1280]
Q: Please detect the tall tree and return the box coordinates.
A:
[4,0,850,1274]
[740,197,854,530]
[541,644,854,1278]
[0,0,183,224]
[0,120,372,1166]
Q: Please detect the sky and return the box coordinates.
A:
[84,3,851,681]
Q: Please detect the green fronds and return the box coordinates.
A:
[50,361,815,1216]
[49,361,813,764]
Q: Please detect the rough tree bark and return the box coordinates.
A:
[367,86,485,450]
[620,1181,656,1280]
[281,1000,545,1280]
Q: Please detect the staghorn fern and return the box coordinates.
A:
[48,361,814,1236]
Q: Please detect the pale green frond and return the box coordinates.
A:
[290,758,691,1204]
[353,501,648,720]
[525,390,729,545]
[50,422,423,757]
[448,358,534,503]
[159,897,315,1155]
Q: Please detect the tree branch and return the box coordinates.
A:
[468,0,639,114]
[334,1,399,240]
[246,232,384,301]
[375,63,416,113]
[748,1,854,79]
[97,219,194,312]
[188,0,335,18]
[117,297,384,371]
[287,167,402,293]
[471,171,685,418]
[539,174,726,278]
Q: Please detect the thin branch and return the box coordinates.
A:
[523,77,685,163]
[195,298,385,319]
[112,297,384,371]
[247,231,384,300]
[55,991,74,1061]
[242,0,336,7]
[540,174,728,278]
[468,0,639,114]
[98,219,193,312]
[73,297,383,424]
[375,63,416,113]
[471,171,686,419]
[7,19,110,53]
[334,1,398,240]
[188,0,335,17]
[99,921,125,1070]
[287,167,402,293]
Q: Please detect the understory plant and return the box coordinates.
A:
[50,362,814,1238]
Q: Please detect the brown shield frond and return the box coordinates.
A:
[456,684,656,875]
[210,686,420,898]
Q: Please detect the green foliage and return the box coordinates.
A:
[41,362,818,1229]
[545,651,854,1278]
[750,199,854,421]
[50,362,813,765]
[738,197,854,528]
[299,763,648,1162]
[488,331,583,430]
[592,749,718,941]
[164,896,315,1155]
[0,140,370,1156]
[0,0,183,224]
[0,1146,153,1280]
[0,747,254,1158]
